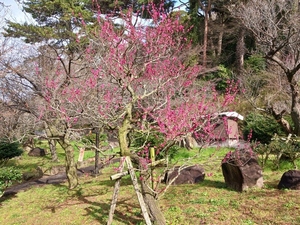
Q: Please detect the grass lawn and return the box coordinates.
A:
[1,145,300,225]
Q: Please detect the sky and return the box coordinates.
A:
[1,0,32,23]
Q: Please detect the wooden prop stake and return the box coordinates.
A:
[107,156,152,225]
[125,156,152,225]
[107,157,125,225]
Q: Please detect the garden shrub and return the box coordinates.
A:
[80,132,108,150]
[252,142,271,169]
[244,54,266,73]
[0,166,23,197]
[0,140,23,166]
[131,131,180,161]
[269,136,300,169]
[254,135,300,170]
[204,64,233,92]
[243,113,285,144]
[83,132,107,144]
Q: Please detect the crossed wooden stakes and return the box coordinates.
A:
[107,148,165,225]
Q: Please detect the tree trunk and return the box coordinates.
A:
[46,122,78,189]
[58,140,78,189]
[292,105,300,135]
[236,27,245,76]
[217,23,224,57]
[118,118,131,156]
[290,76,300,135]
[140,169,166,225]
[44,122,58,162]
[48,139,58,162]
[118,104,132,156]
[202,6,209,68]
[118,102,166,224]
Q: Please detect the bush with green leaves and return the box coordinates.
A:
[244,54,266,73]
[131,131,180,161]
[83,132,108,144]
[243,113,285,144]
[204,65,233,91]
[0,140,23,166]
[0,166,23,197]
[254,135,300,170]
[269,136,300,169]
[252,142,271,169]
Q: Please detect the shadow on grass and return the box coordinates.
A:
[53,183,144,224]
[198,178,228,189]
[198,177,286,198]
[80,195,144,224]
[198,178,282,193]
[82,177,145,224]
[0,191,18,204]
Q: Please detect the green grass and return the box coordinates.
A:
[1,145,300,225]
[6,141,117,173]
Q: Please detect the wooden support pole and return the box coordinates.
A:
[108,156,161,225]
[150,147,155,189]
[125,156,152,225]
[150,147,155,164]
[107,157,125,225]
[149,159,165,167]
[94,130,100,174]
[110,171,129,180]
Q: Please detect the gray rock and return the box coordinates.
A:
[221,149,263,191]
[278,170,300,190]
[28,147,47,157]
[163,165,205,185]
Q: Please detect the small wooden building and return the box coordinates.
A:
[183,111,244,149]
[212,112,244,146]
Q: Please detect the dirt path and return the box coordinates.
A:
[2,165,97,197]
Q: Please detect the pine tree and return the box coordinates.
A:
[3,0,98,52]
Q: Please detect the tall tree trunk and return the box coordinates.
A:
[44,122,58,162]
[47,122,78,189]
[199,0,211,67]
[94,127,102,174]
[58,137,78,189]
[48,139,58,162]
[202,7,209,68]
[217,23,224,57]
[291,104,300,135]
[290,75,300,135]
[118,104,132,156]
[236,27,245,76]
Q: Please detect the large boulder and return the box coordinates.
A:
[163,165,205,185]
[221,149,263,192]
[28,147,47,157]
[278,170,300,190]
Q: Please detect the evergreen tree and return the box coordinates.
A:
[3,0,98,52]
[186,0,254,68]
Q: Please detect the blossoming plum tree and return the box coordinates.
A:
[43,4,238,223]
